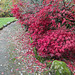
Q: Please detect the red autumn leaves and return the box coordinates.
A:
[11,0,75,59]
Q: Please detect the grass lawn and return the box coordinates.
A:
[0,17,17,28]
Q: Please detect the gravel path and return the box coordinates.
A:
[0,22,25,75]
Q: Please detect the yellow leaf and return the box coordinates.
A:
[17,56,22,59]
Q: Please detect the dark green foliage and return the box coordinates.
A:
[33,47,46,63]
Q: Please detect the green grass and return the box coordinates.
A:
[0,17,17,28]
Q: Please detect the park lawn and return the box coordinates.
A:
[0,17,17,28]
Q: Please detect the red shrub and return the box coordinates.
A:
[11,0,75,74]
[11,0,75,59]
[34,27,75,58]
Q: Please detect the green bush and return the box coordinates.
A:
[50,60,73,75]
[0,0,13,17]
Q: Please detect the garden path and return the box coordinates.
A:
[0,21,25,75]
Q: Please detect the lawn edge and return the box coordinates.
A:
[0,20,17,30]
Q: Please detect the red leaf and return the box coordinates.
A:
[62,18,66,24]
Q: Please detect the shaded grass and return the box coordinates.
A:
[0,17,17,28]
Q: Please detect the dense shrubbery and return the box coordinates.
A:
[11,0,75,59]
[11,0,75,74]
[0,0,13,17]
[0,11,13,17]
